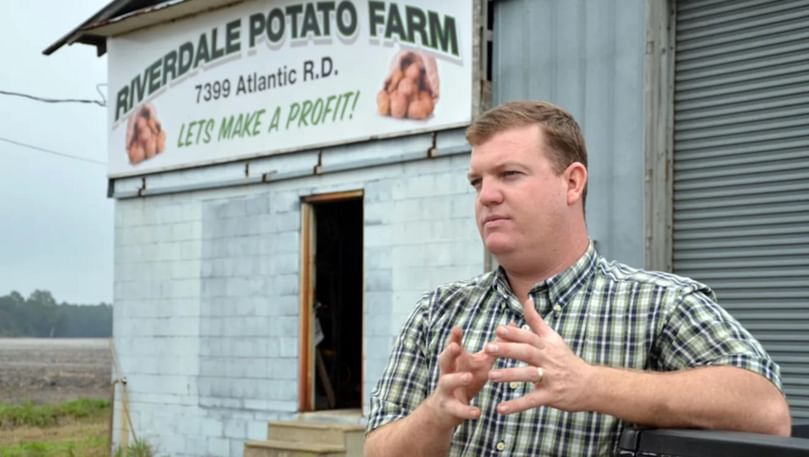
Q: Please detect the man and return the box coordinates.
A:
[365,101,791,457]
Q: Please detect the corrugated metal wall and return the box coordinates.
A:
[673,0,809,419]
[491,0,647,267]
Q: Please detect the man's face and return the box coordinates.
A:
[468,124,569,261]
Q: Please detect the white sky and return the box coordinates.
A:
[0,0,113,304]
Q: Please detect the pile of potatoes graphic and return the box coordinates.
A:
[126,103,166,165]
[377,51,438,120]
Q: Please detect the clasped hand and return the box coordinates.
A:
[426,298,592,427]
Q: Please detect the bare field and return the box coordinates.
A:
[0,338,112,404]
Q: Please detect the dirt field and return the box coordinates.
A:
[0,338,112,404]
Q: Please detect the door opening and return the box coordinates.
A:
[300,193,363,411]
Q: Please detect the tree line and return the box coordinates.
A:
[0,290,111,338]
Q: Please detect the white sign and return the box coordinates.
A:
[107,0,473,177]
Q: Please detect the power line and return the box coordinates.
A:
[0,89,105,107]
[0,136,107,166]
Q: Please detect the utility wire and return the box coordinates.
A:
[0,136,107,166]
[96,83,108,106]
[0,89,105,107]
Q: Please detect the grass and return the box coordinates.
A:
[112,439,155,457]
[0,399,111,457]
[0,399,109,429]
[0,424,107,457]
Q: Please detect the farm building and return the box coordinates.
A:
[46,0,809,455]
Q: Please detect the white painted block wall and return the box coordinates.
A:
[111,151,483,456]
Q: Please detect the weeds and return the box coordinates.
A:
[0,431,107,457]
[0,399,157,457]
[0,398,109,429]
[113,438,155,457]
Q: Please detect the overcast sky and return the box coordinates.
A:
[1,0,112,304]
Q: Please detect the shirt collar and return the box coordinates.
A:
[541,241,597,310]
[490,241,598,314]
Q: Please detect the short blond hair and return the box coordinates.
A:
[466,100,588,205]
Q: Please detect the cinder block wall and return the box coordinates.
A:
[363,155,483,412]
[111,150,482,457]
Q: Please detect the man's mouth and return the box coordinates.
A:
[482,215,509,226]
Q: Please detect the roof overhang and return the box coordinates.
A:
[44,0,242,57]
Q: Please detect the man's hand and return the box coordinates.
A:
[384,50,440,100]
[125,103,166,165]
[377,50,440,120]
[482,298,791,435]
[485,297,594,414]
[365,327,498,457]
[424,326,497,427]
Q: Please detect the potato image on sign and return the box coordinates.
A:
[377,51,440,121]
[126,103,167,165]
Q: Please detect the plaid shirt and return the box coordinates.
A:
[367,243,782,457]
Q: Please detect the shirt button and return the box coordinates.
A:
[521,324,530,331]
[509,381,520,389]
[553,304,562,314]
[496,441,506,451]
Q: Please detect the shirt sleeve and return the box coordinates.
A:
[366,294,434,434]
[652,286,783,392]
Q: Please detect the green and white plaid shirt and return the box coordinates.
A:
[368,242,782,456]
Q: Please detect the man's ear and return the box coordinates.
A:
[564,162,587,206]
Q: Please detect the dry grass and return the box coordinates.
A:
[0,408,110,457]
[0,340,115,456]
[0,416,106,444]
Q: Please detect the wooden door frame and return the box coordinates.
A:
[298,190,364,412]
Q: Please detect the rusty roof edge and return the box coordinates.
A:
[81,0,242,37]
[44,0,239,57]
[87,0,185,30]
[42,0,135,56]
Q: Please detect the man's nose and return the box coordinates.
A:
[478,178,503,205]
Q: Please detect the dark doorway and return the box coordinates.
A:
[312,198,363,410]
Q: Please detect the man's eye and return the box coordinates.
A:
[469,178,482,189]
[502,171,521,178]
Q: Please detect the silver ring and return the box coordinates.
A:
[535,366,544,384]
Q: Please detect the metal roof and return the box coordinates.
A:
[43,0,241,57]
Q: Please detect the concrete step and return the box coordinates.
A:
[244,439,345,457]
[267,421,365,446]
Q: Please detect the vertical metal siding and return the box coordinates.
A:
[674,0,809,419]
[492,0,647,267]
